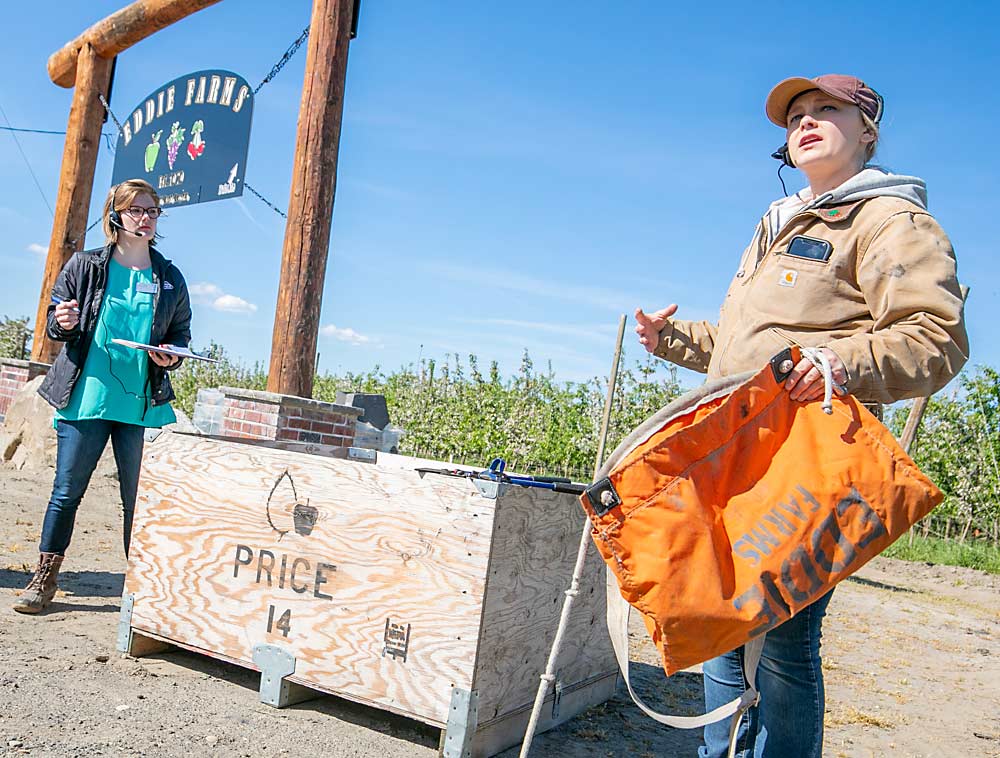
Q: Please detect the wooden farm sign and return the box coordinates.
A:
[123,432,617,753]
[32,0,355,394]
[111,69,254,207]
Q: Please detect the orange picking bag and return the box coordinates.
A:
[581,347,942,680]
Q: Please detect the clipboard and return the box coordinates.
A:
[110,339,220,363]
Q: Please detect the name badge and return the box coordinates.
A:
[136,281,159,295]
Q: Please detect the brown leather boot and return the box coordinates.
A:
[12,553,64,614]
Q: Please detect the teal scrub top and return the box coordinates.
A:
[55,258,176,428]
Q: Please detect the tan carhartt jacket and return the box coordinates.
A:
[654,170,969,404]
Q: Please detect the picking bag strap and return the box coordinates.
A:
[606,568,763,758]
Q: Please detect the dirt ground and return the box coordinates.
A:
[1,466,997,758]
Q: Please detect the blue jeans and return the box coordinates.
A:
[39,419,145,557]
[699,589,835,758]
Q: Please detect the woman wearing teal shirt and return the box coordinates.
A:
[14,179,192,614]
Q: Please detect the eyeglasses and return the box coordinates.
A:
[123,206,163,220]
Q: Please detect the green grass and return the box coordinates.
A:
[883,533,1000,575]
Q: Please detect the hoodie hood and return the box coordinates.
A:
[814,167,927,209]
[765,168,928,241]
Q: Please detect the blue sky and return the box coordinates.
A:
[1,1,996,389]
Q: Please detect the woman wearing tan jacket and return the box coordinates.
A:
[636,75,968,758]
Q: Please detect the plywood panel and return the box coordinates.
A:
[126,432,494,726]
[473,485,616,724]
[470,672,618,758]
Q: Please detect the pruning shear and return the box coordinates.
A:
[415,457,587,495]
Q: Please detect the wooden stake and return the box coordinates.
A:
[267,0,355,398]
[899,396,929,456]
[900,286,969,456]
[593,314,628,477]
[31,44,114,364]
[519,314,627,758]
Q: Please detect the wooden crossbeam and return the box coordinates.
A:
[48,0,223,88]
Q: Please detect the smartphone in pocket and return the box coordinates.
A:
[785,235,834,263]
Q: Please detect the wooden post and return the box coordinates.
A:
[267,0,355,398]
[31,44,114,364]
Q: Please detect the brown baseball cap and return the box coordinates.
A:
[766,74,882,127]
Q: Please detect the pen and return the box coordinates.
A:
[50,295,80,313]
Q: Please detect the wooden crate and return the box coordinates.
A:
[118,432,617,756]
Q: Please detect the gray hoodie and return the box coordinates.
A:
[766,168,928,242]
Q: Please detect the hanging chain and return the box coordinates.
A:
[240,25,312,218]
[70,216,105,248]
[98,93,124,135]
[245,183,287,219]
[254,25,310,94]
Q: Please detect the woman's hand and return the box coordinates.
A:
[634,305,678,353]
[54,299,80,331]
[784,348,848,402]
[149,345,180,368]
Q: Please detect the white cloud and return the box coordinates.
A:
[189,281,257,314]
[26,243,46,257]
[212,294,258,314]
[189,282,224,302]
[320,324,370,346]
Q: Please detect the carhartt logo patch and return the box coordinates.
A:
[779,269,798,287]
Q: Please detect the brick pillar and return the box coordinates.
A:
[213,387,361,448]
[0,359,50,422]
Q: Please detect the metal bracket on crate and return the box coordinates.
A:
[551,673,564,720]
[472,479,507,500]
[442,686,479,758]
[116,592,135,652]
[115,591,171,657]
[346,446,377,463]
[252,643,316,708]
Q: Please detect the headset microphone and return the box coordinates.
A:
[771,143,794,168]
[109,210,146,237]
[771,143,793,197]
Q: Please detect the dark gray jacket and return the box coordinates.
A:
[38,244,192,411]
